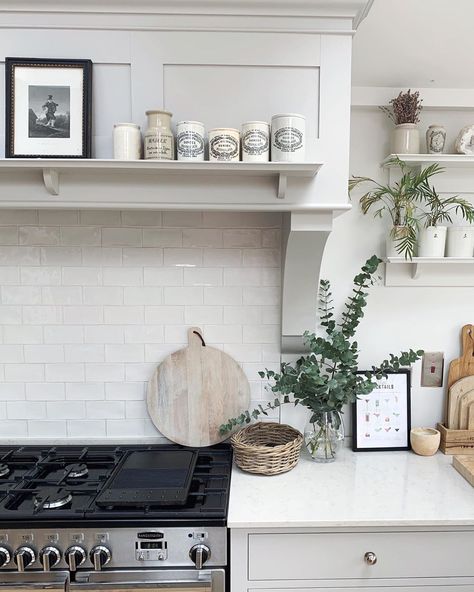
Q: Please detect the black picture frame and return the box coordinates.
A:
[5,57,92,158]
[352,369,411,452]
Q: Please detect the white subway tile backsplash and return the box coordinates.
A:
[102,227,142,247]
[60,226,101,246]
[0,209,281,440]
[67,419,106,437]
[19,226,60,246]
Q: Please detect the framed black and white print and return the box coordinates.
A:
[352,370,411,452]
[5,58,92,158]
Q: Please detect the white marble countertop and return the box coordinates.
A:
[228,447,474,528]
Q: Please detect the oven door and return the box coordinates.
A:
[0,571,69,592]
[70,569,225,592]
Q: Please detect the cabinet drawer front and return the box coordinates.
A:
[248,531,474,580]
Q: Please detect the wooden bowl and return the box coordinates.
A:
[410,427,441,456]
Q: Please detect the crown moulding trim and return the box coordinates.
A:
[0,0,373,25]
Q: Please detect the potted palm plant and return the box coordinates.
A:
[221,256,422,464]
[350,157,440,259]
[380,89,423,154]
[418,184,474,257]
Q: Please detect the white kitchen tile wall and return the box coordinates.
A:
[0,210,282,439]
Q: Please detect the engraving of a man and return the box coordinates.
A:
[42,94,59,127]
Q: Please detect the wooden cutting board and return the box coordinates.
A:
[459,391,474,430]
[447,376,474,429]
[147,327,250,447]
[446,325,474,424]
[453,455,474,487]
[468,402,474,431]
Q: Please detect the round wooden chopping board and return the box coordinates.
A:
[147,327,251,447]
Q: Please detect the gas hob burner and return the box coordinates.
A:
[0,464,10,478]
[65,463,88,479]
[34,487,73,510]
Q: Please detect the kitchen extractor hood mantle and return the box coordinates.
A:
[0,0,373,352]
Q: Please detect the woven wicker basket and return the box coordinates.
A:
[231,422,303,476]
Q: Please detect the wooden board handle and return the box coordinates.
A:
[461,324,474,358]
[187,327,206,349]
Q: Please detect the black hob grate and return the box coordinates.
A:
[0,444,232,524]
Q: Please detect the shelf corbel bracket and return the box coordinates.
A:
[411,262,421,280]
[42,168,60,196]
[277,173,287,199]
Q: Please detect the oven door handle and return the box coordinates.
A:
[0,571,69,591]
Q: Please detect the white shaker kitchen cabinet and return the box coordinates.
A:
[231,529,474,592]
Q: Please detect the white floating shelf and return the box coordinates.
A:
[385,257,474,286]
[0,158,324,207]
[383,154,474,168]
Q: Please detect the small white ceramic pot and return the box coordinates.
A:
[410,427,440,456]
[426,124,446,154]
[144,109,174,160]
[208,128,240,162]
[446,226,474,258]
[386,226,409,258]
[418,226,447,258]
[391,123,420,154]
[176,121,205,162]
[271,113,305,162]
[241,121,270,162]
[113,123,141,160]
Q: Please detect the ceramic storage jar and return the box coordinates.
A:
[271,113,305,162]
[241,121,270,162]
[144,109,174,160]
[113,123,141,160]
[208,128,240,162]
[176,121,205,161]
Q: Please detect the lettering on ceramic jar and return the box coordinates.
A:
[209,135,239,160]
[273,127,303,153]
[177,131,204,159]
[145,135,173,159]
[242,129,269,156]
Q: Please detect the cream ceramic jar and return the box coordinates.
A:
[208,128,240,162]
[241,121,270,162]
[144,110,174,160]
[113,123,141,160]
[176,121,205,161]
[271,113,305,162]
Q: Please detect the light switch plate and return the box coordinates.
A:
[421,352,444,387]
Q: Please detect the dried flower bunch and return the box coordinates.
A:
[380,89,423,125]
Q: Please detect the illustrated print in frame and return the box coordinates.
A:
[5,58,92,158]
[352,370,411,452]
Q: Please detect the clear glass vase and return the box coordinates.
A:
[304,411,345,463]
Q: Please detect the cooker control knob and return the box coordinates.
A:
[0,546,11,567]
[189,544,210,569]
[39,546,61,571]
[90,545,112,571]
[65,546,86,572]
[14,546,36,572]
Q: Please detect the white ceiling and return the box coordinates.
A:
[353,0,474,88]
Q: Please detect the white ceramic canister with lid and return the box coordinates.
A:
[176,121,205,161]
[271,113,306,162]
[241,121,270,162]
[208,128,240,162]
[113,123,141,160]
[144,110,174,160]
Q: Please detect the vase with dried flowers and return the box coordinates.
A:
[380,90,423,154]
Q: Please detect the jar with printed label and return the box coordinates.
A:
[208,128,240,162]
[176,121,205,161]
[144,110,174,160]
[241,121,270,162]
[113,123,141,160]
[271,113,306,162]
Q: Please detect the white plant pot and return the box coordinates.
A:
[391,123,420,154]
[386,226,409,258]
[446,226,474,258]
[418,226,447,258]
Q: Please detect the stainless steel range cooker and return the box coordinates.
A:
[0,444,231,592]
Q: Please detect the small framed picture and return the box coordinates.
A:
[5,57,92,158]
[352,370,411,452]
